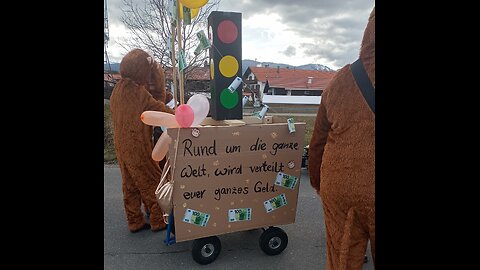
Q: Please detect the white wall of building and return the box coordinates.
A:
[262,95,321,105]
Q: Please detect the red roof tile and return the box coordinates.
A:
[247,67,336,90]
[164,66,210,81]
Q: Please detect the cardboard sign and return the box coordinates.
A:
[168,123,305,242]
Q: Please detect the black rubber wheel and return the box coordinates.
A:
[191,236,221,265]
[259,227,288,255]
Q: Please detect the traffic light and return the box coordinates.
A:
[208,11,242,120]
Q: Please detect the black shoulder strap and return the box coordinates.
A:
[351,59,375,113]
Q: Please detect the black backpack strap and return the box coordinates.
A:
[351,58,375,113]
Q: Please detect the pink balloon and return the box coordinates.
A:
[175,104,194,127]
[152,130,172,161]
[187,94,210,126]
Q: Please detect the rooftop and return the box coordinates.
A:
[246,66,336,90]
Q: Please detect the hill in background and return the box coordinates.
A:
[241,59,334,74]
[105,60,334,75]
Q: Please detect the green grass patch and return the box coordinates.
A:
[104,103,117,163]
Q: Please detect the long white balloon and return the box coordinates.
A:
[152,130,172,161]
[141,111,179,128]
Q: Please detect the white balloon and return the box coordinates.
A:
[187,94,210,126]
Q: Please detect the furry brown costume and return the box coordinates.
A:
[309,7,375,269]
[148,62,167,101]
[110,48,175,232]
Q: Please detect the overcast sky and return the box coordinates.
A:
[105,0,374,70]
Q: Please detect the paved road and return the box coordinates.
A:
[104,165,373,269]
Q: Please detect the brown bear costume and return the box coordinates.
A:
[309,7,375,269]
[110,48,175,232]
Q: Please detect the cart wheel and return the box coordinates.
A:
[191,236,221,265]
[259,227,288,256]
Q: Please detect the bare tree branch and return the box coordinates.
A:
[118,0,221,78]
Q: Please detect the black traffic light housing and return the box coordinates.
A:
[208,11,242,120]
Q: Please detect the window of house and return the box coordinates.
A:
[274,89,287,95]
[291,91,302,96]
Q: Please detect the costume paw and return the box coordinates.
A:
[151,223,167,232]
[130,223,151,233]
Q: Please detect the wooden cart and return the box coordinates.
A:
[163,116,306,264]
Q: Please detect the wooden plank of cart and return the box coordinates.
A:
[163,115,306,264]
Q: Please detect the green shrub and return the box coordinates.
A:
[104,103,117,163]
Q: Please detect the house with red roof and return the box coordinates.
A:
[242,66,336,107]
[103,66,211,101]
[104,63,336,110]
[164,66,211,100]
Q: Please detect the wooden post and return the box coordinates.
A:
[176,0,185,104]
[170,18,178,110]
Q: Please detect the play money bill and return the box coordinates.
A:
[264,193,287,213]
[183,208,210,227]
[228,208,252,222]
[196,30,210,49]
[274,172,298,189]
